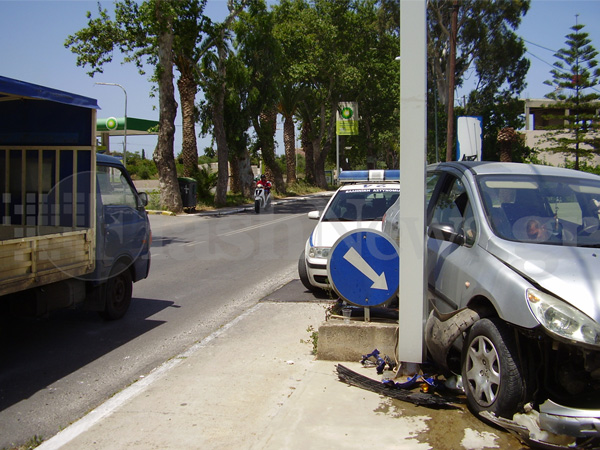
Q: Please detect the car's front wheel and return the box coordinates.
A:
[298,251,314,292]
[462,318,526,419]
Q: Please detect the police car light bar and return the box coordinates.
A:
[338,170,400,183]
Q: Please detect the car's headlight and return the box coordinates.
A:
[527,288,600,347]
[308,246,330,259]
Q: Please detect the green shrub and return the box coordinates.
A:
[127,157,158,180]
[193,167,218,201]
[146,190,163,210]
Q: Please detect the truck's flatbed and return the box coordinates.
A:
[0,226,94,296]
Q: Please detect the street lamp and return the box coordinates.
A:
[95,82,128,167]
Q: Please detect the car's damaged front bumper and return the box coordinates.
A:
[539,399,600,439]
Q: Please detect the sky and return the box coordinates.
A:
[1,0,599,157]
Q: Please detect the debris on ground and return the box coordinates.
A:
[360,349,396,374]
[336,364,459,409]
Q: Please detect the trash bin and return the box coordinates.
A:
[177,177,197,208]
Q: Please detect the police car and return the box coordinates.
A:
[298,170,400,292]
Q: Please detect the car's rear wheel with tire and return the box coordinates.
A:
[462,318,526,419]
[99,262,133,321]
[298,251,313,292]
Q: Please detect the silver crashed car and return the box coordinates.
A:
[383,161,600,444]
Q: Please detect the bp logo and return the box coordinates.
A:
[340,107,354,120]
[105,117,118,130]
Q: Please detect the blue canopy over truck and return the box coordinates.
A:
[0,76,151,319]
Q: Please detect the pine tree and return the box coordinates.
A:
[543,20,600,170]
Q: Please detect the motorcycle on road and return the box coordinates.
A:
[254,182,272,213]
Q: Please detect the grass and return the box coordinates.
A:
[300,325,319,355]
[3,435,44,450]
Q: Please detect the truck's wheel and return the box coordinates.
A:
[462,318,526,419]
[100,262,133,321]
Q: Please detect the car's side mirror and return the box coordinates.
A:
[138,191,149,208]
[428,223,465,246]
[308,210,321,220]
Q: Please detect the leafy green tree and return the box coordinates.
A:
[171,0,211,178]
[234,0,286,192]
[276,0,399,186]
[223,53,254,197]
[272,0,321,184]
[427,0,530,162]
[152,0,182,212]
[543,21,600,170]
[341,0,399,170]
[65,0,211,212]
[198,0,249,206]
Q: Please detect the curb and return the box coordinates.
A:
[146,210,177,216]
[145,192,333,217]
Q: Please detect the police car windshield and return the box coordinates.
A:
[322,188,399,222]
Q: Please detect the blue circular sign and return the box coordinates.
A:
[327,229,399,307]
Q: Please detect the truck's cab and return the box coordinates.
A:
[91,153,151,319]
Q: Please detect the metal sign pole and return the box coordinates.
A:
[398,0,427,365]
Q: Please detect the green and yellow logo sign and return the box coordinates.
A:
[105,117,118,130]
[336,102,358,135]
[340,107,354,120]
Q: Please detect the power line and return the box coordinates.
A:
[523,38,557,54]
[526,50,557,72]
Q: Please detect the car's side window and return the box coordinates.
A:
[430,176,477,246]
[97,166,138,208]
[426,173,441,206]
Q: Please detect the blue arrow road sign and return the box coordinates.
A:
[327,229,399,307]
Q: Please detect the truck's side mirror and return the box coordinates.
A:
[138,192,149,208]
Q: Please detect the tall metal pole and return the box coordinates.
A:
[336,134,340,184]
[95,82,128,167]
[398,0,427,365]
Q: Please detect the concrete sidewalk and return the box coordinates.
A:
[36,302,523,450]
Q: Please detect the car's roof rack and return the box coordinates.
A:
[338,170,400,184]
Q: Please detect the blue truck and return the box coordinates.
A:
[0,76,151,320]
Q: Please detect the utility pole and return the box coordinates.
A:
[445,0,458,162]
[95,82,128,167]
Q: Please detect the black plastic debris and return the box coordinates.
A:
[336,364,459,410]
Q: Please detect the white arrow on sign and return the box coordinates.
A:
[343,247,388,290]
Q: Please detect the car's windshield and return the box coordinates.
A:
[322,187,399,222]
[478,174,600,247]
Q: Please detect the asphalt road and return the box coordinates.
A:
[0,195,331,449]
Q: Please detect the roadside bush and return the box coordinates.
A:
[193,166,218,201]
[127,157,158,180]
[145,190,162,210]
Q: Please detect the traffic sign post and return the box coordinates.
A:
[327,229,399,315]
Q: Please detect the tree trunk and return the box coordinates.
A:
[498,127,516,163]
[153,1,182,214]
[301,119,315,184]
[257,107,285,193]
[237,150,255,198]
[283,113,297,185]
[364,113,375,170]
[445,0,458,162]
[213,34,229,207]
[178,72,199,178]
[311,103,330,189]
[230,153,241,193]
